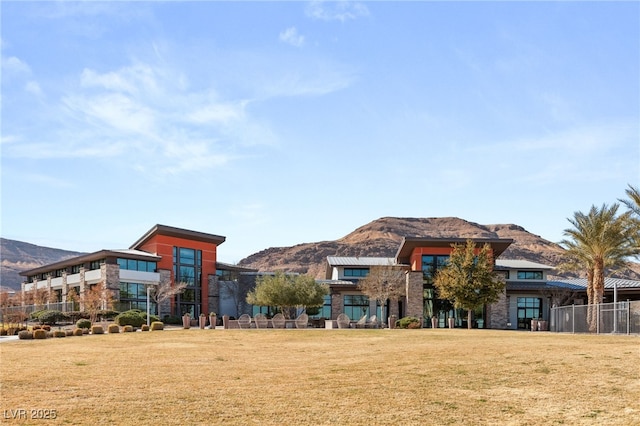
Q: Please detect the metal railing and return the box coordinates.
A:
[0,302,76,322]
[550,301,640,334]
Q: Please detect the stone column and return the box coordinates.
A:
[405,271,423,320]
[208,274,219,316]
[488,292,509,329]
[331,292,343,320]
[79,268,86,311]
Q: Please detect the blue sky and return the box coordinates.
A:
[2,1,639,263]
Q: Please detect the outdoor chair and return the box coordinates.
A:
[355,315,367,328]
[238,314,252,329]
[337,313,350,329]
[272,313,286,329]
[366,315,378,328]
[254,313,268,329]
[295,313,309,329]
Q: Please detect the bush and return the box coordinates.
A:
[150,321,164,331]
[38,310,68,326]
[65,330,74,336]
[107,324,120,333]
[123,325,134,333]
[82,328,89,335]
[18,330,33,340]
[91,325,104,335]
[397,316,422,329]
[30,309,47,321]
[0,329,7,336]
[163,315,182,325]
[42,325,51,331]
[140,324,150,331]
[53,330,66,338]
[76,319,92,329]
[73,328,84,336]
[115,310,146,328]
[97,310,120,321]
[33,329,47,339]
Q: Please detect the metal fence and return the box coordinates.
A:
[550,301,640,334]
[0,302,76,322]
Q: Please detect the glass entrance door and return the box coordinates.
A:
[517,297,542,330]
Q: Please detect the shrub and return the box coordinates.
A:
[73,328,84,336]
[150,321,164,331]
[97,310,120,321]
[53,330,66,338]
[30,309,47,321]
[91,325,104,335]
[18,330,33,340]
[82,328,89,335]
[65,330,74,336]
[397,316,422,329]
[115,310,146,328]
[33,329,47,339]
[38,310,67,326]
[76,319,92,329]
[107,324,120,333]
[140,324,150,331]
[163,315,182,325]
[32,325,42,330]
[123,325,134,333]
[42,325,51,331]
[0,329,7,336]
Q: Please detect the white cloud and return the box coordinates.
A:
[25,80,43,96]
[2,55,31,74]
[279,27,305,47]
[305,1,370,22]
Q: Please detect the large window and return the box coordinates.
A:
[517,271,543,280]
[309,295,332,319]
[422,255,449,284]
[517,297,542,330]
[343,268,369,277]
[118,282,155,312]
[173,247,203,316]
[343,294,370,320]
[117,258,157,272]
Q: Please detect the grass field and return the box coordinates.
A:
[1,328,638,425]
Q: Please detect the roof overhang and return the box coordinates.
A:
[395,237,514,264]
[19,249,161,277]
[130,224,226,250]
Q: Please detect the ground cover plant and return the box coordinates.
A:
[0,329,638,425]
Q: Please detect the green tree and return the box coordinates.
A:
[619,184,640,254]
[560,204,637,330]
[433,240,505,329]
[357,264,406,326]
[246,272,328,319]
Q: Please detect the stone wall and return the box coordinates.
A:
[488,292,508,329]
[405,271,423,319]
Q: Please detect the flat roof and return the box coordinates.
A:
[395,237,513,264]
[495,259,554,270]
[20,249,161,277]
[326,256,396,267]
[130,224,226,250]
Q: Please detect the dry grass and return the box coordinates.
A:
[1,329,639,425]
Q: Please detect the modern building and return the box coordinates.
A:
[21,224,226,318]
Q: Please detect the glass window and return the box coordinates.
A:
[517,271,543,280]
[179,248,195,265]
[343,294,370,319]
[179,266,195,285]
[344,268,369,277]
[422,255,449,283]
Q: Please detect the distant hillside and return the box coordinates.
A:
[239,217,640,280]
[0,238,85,291]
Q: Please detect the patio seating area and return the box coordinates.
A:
[221,313,378,329]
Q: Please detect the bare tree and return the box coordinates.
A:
[83,282,113,323]
[357,263,406,326]
[540,287,579,308]
[149,277,187,317]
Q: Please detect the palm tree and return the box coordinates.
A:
[619,184,640,253]
[560,203,636,331]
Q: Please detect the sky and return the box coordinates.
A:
[1,1,639,264]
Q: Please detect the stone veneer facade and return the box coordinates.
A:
[404,271,424,319]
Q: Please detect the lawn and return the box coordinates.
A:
[1,328,638,425]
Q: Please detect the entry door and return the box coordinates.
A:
[517,297,542,330]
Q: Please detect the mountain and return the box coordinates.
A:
[0,238,85,291]
[238,216,640,280]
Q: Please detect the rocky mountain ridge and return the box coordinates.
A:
[238,217,640,280]
[2,216,638,291]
